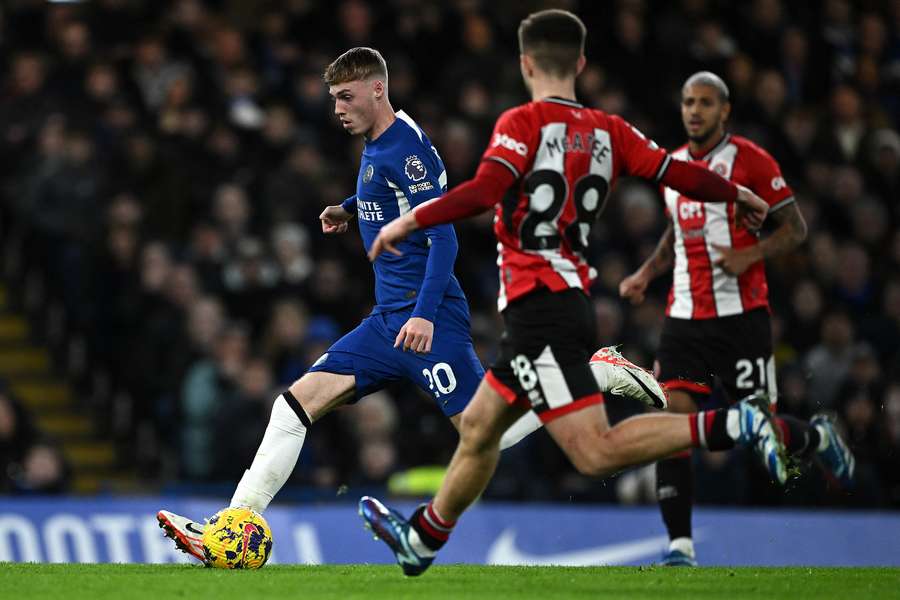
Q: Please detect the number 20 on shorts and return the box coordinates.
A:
[422,363,457,398]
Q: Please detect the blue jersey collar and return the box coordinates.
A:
[366,114,403,147]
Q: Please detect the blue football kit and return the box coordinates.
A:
[308,111,483,416]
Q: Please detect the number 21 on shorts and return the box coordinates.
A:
[735,355,776,397]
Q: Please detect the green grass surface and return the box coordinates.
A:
[3,564,899,600]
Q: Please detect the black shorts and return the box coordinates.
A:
[656,307,776,405]
[486,288,602,423]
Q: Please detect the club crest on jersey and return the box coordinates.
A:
[363,164,374,183]
[404,155,427,182]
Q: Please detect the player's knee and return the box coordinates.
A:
[458,408,499,453]
[287,371,354,422]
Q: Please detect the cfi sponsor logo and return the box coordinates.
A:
[404,155,427,182]
[492,133,528,156]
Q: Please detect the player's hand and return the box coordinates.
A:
[368,213,419,261]
[320,205,353,234]
[619,269,650,305]
[734,185,768,230]
[395,317,434,354]
[712,244,761,276]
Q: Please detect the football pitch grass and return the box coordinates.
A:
[4,564,899,600]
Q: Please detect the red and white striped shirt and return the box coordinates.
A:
[664,134,795,319]
[483,98,670,311]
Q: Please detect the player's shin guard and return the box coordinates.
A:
[656,452,694,542]
[409,502,455,553]
[230,390,310,512]
[774,415,820,457]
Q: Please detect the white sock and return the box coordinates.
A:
[230,393,308,512]
[499,410,542,450]
[669,536,695,557]
[725,408,741,441]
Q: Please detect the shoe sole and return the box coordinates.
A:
[156,512,206,563]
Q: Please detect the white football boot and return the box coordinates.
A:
[157,510,206,563]
[590,346,668,409]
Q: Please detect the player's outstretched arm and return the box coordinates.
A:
[612,116,767,229]
[368,160,515,261]
[620,222,674,305]
[659,161,768,229]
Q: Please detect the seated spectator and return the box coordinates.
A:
[0,387,38,493]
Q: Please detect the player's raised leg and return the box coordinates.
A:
[158,369,354,561]
[498,346,669,450]
[547,393,785,482]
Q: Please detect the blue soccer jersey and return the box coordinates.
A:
[312,111,483,416]
[340,110,466,321]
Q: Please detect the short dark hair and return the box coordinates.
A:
[517,9,586,77]
[323,47,388,86]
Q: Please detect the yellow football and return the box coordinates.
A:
[201,507,273,569]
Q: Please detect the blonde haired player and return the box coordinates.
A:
[156,45,671,562]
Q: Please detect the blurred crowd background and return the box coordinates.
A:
[0,0,898,509]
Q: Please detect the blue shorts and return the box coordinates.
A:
[307,298,484,416]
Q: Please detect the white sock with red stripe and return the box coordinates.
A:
[230,392,309,512]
